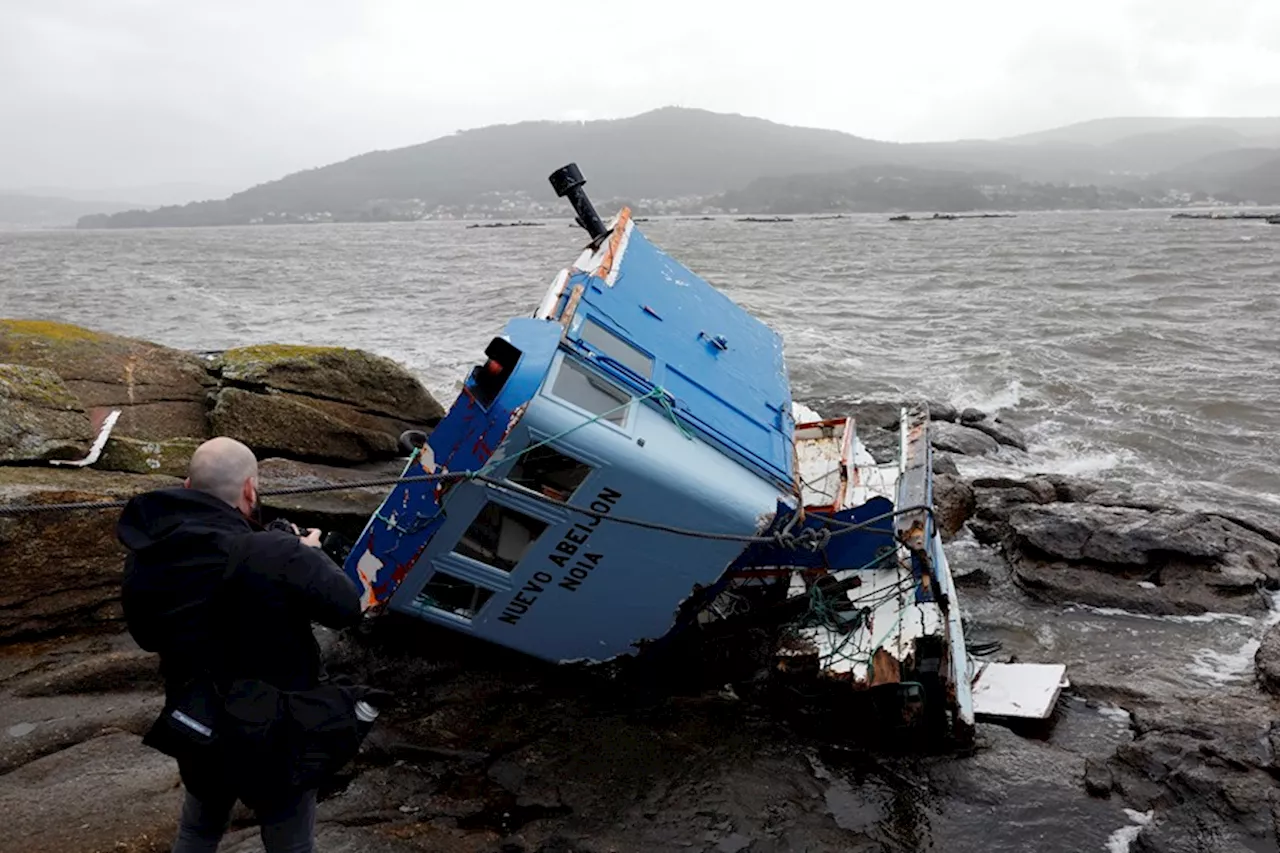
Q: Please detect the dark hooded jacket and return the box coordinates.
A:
[118,487,361,694]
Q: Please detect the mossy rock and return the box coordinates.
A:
[0,363,92,462]
[0,320,110,345]
[0,362,81,409]
[210,387,398,464]
[218,343,442,424]
[0,318,215,407]
[97,436,201,478]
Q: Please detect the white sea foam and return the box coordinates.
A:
[1094,703,1133,725]
[1064,603,1258,627]
[1187,593,1280,686]
[950,378,1025,415]
[1105,809,1153,853]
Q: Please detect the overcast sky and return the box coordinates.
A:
[3,0,1278,199]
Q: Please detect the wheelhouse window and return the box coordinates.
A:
[551,359,631,426]
[455,502,547,573]
[579,318,654,379]
[509,445,592,502]
[416,571,494,619]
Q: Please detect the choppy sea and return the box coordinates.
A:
[3,211,1278,851]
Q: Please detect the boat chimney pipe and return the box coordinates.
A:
[549,163,608,240]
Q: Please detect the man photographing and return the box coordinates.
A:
[118,436,367,853]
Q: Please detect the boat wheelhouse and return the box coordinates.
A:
[343,165,1066,744]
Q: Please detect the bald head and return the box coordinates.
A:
[186,437,259,510]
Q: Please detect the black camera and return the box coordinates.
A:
[265,517,304,535]
[265,518,352,565]
[321,531,354,565]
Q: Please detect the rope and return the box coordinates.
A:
[771,525,831,551]
[0,471,472,517]
[0,465,935,554]
[966,640,1003,657]
[783,547,913,669]
[476,478,930,546]
[653,389,697,440]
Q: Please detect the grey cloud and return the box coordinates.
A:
[1,0,1277,198]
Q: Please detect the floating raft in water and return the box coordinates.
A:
[343,163,1064,746]
[466,221,546,229]
[1170,211,1280,221]
[889,213,1017,222]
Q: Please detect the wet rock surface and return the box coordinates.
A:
[5,594,1274,853]
[843,398,1033,465]
[1107,698,1280,852]
[0,730,182,853]
[0,635,175,851]
[1256,622,1280,696]
[822,398,957,430]
[1084,756,1113,797]
[1,369,1278,851]
[932,474,975,541]
[930,422,1002,457]
[968,475,1280,616]
[931,452,960,477]
[0,467,179,640]
[963,417,1029,452]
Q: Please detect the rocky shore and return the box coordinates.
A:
[2,319,1278,852]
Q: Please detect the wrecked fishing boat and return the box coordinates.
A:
[343,164,1066,745]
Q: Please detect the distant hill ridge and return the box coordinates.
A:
[0,194,138,229]
[73,108,1280,228]
[1002,116,1280,147]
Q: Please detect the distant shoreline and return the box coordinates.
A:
[9,205,1265,232]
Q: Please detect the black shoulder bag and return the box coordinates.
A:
[143,534,388,809]
[140,538,245,763]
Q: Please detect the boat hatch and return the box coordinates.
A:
[971,662,1070,720]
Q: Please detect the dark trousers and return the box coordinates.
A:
[171,786,317,853]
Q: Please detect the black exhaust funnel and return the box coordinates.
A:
[548,163,608,240]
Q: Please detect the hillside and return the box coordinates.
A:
[1158,147,1280,184]
[1003,116,1280,147]
[715,166,1153,214]
[1216,156,1280,203]
[82,109,916,227]
[77,108,1280,227]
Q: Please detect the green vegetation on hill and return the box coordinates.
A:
[715,166,1152,214]
[1217,156,1280,203]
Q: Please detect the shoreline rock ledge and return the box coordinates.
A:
[2,323,1280,852]
[964,474,1280,616]
[0,318,444,642]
